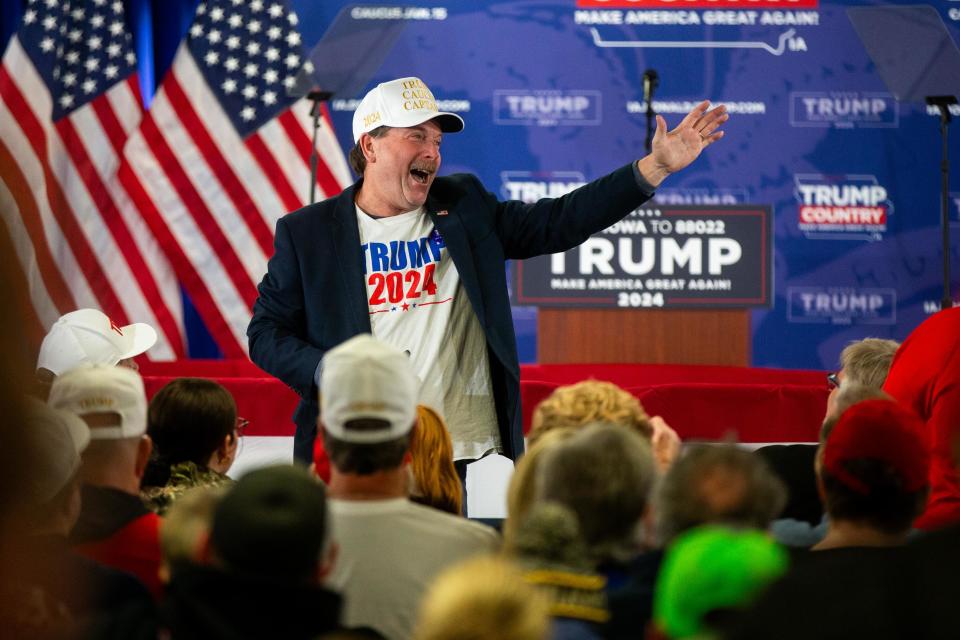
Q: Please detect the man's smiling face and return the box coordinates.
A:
[359,120,442,216]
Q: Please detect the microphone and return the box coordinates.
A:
[643,69,659,153]
[642,69,659,106]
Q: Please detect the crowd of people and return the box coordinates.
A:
[1,301,959,640]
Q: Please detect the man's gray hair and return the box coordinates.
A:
[839,338,900,389]
[534,422,656,564]
[348,125,390,175]
[655,444,786,545]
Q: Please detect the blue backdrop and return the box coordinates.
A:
[3,1,958,369]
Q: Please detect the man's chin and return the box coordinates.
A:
[404,183,431,207]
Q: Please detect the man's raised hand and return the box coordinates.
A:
[637,100,728,187]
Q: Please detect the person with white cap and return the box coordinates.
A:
[48,364,164,599]
[248,76,727,476]
[317,334,499,640]
[35,308,158,399]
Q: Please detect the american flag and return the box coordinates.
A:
[0,0,186,359]
[118,0,351,357]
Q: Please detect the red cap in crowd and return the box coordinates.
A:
[823,399,929,494]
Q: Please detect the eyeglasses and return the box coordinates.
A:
[235,417,249,437]
[826,372,840,389]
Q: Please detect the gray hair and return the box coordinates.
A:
[535,422,656,564]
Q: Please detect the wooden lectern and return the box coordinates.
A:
[537,309,750,366]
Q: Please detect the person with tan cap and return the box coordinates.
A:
[3,401,153,634]
[248,76,728,474]
[48,364,163,599]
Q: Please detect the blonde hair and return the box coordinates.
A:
[504,428,576,552]
[410,405,462,516]
[839,338,900,389]
[159,484,227,579]
[414,555,550,640]
[528,380,652,448]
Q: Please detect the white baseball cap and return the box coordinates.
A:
[352,76,464,143]
[320,334,418,444]
[37,309,158,375]
[26,399,90,503]
[48,365,148,440]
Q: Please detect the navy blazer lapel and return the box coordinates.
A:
[426,192,486,324]
[330,184,371,334]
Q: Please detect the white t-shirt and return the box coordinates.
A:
[327,497,500,640]
[356,206,500,460]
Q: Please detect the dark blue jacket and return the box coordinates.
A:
[247,163,652,462]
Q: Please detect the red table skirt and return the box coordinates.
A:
[139,360,828,443]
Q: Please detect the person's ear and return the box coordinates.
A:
[360,133,377,164]
[135,435,153,479]
[221,430,239,461]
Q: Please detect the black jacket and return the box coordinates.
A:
[247,163,653,462]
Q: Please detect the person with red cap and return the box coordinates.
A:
[725,398,930,640]
[814,398,929,550]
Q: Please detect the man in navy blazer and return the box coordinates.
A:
[247,76,727,465]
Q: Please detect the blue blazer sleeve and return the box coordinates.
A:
[247,216,324,399]
[485,163,651,260]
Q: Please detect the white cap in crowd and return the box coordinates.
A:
[320,334,418,444]
[37,309,157,375]
[25,400,90,503]
[48,365,148,440]
[352,76,464,143]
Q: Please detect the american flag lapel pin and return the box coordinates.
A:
[436,209,449,216]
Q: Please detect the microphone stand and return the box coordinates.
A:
[643,69,659,154]
[926,95,957,311]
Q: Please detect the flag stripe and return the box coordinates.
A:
[138,111,259,308]
[83,93,186,351]
[171,52,289,241]
[147,94,267,285]
[277,109,342,197]
[0,78,98,317]
[245,130,302,213]
[9,43,181,359]
[117,157,247,358]
[92,91,133,158]
[0,214,46,346]
[254,115,312,206]
[107,75,145,136]
[317,101,353,188]
[289,99,352,191]
[107,169,185,330]
[2,5,185,362]
[0,136,76,316]
[55,114,185,358]
[164,71,274,256]
[121,120,253,356]
[0,65,128,325]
